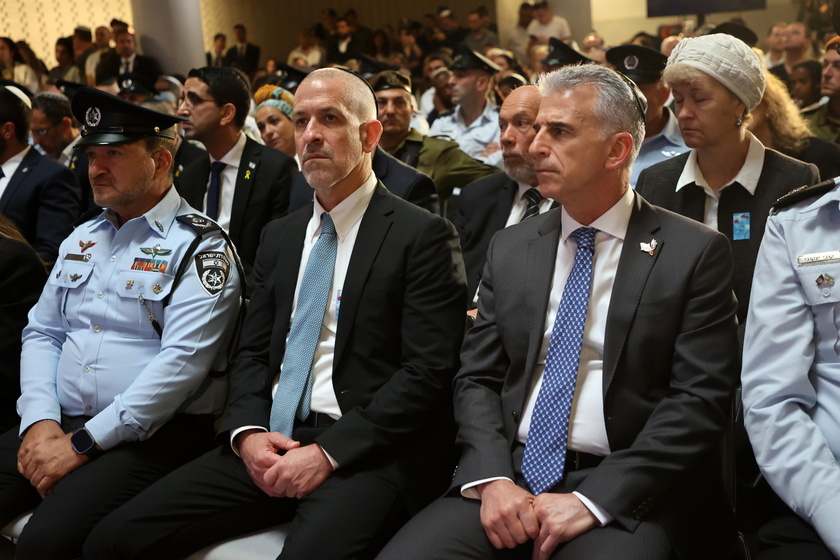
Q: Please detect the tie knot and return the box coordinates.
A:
[211,161,227,174]
[523,188,543,206]
[320,213,336,236]
[570,227,597,251]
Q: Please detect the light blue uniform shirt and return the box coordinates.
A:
[630,108,688,189]
[742,179,840,557]
[18,186,241,450]
[429,102,503,170]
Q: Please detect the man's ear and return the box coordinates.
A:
[604,131,634,171]
[152,147,174,181]
[219,103,237,127]
[360,119,383,154]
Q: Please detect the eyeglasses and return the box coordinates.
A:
[178,91,214,110]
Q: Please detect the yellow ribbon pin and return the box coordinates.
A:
[244,170,251,180]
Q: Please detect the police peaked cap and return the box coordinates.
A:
[450,48,501,75]
[72,86,186,147]
[606,44,666,85]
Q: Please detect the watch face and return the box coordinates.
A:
[71,428,95,455]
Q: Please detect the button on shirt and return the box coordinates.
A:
[429,102,503,170]
[675,132,765,230]
[630,108,688,189]
[203,132,246,231]
[18,186,242,450]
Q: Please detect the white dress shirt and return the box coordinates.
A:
[204,132,247,231]
[675,132,765,230]
[463,187,636,527]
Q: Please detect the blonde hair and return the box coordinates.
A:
[760,70,812,154]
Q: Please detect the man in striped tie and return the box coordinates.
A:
[379,63,740,560]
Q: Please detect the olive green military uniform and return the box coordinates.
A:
[803,103,840,144]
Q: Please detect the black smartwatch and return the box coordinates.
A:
[70,428,100,457]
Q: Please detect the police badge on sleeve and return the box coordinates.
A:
[195,251,231,296]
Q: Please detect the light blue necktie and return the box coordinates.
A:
[521,226,598,495]
[269,213,338,436]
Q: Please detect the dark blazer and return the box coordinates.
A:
[219,184,467,513]
[224,43,260,75]
[172,139,207,190]
[636,149,818,324]
[452,195,739,558]
[0,148,81,266]
[68,146,94,212]
[0,236,46,433]
[289,146,439,215]
[100,53,163,84]
[176,136,295,283]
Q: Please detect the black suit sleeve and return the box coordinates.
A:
[401,173,440,215]
[35,165,82,265]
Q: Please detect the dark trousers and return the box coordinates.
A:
[375,463,673,560]
[0,414,216,560]
[84,425,409,560]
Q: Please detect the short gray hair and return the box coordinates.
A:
[537,64,645,166]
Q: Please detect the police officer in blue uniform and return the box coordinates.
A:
[428,49,504,170]
[607,44,688,189]
[742,178,840,560]
[0,87,242,560]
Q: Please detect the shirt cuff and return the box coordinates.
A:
[460,476,513,499]
[230,425,266,456]
[573,491,614,526]
[319,445,340,470]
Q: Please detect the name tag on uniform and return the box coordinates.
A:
[797,250,840,266]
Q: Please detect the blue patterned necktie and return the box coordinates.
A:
[269,213,338,436]
[521,226,598,495]
[206,161,226,221]
[521,188,544,222]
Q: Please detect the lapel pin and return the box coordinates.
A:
[70,274,82,282]
[125,280,134,290]
[244,170,251,180]
[640,239,658,256]
[249,161,256,169]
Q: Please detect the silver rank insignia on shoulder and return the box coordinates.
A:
[195,251,231,296]
[640,239,658,256]
[183,214,213,229]
[817,273,835,287]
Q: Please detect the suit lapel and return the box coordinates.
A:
[333,184,393,366]
[230,138,261,238]
[523,210,562,381]
[602,195,662,392]
[0,149,38,211]
[489,177,517,231]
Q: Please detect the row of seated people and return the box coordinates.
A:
[0,31,837,560]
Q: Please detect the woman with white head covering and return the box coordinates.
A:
[636,32,820,325]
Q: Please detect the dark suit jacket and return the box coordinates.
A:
[172,139,207,190]
[0,236,46,432]
[453,195,739,558]
[224,43,260,75]
[68,146,94,212]
[100,53,162,84]
[636,149,818,324]
[176,136,295,284]
[219,184,467,513]
[289,146,439,215]
[0,148,81,265]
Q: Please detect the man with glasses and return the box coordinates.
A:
[175,66,296,287]
[0,85,80,266]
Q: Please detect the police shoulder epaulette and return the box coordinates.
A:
[772,178,838,214]
[176,214,222,235]
[73,207,103,227]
